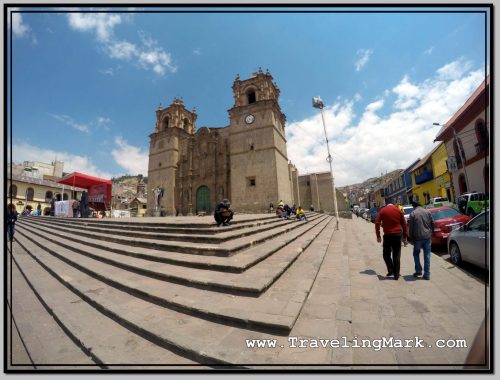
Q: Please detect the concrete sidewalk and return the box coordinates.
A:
[311,216,487,367]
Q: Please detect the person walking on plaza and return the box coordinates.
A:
[7,203,18,242]
[72,199,80,218]
[50,198,55,216]
[214,198,233,226]
[375,201,408,280]
[408,200,434,280]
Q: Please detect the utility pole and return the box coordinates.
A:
[313,96,339,230]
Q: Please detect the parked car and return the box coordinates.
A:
[402,205,414,223]
[428,206,470,246]
[457,192,489,218]
[447,211,489,269]
[427,196,452,208]
[368,207,380,223]
[356,208,366,218]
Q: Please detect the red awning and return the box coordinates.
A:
[58,172,112,209]
[58,172,112,188]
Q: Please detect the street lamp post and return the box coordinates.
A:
[313,96,339,230]
[433,122,470,194]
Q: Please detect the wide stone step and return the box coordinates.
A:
[11,240,279,365]
[9,244,199,366]
[17,215,330,273]
[8,248,98,368]
[19,212,284,235]
[21,212,279,229]
[15,218,335,333]
[17,213,324,256]
[17,215,331,294]
[19,214,305,244]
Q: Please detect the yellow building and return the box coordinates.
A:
[411,142,454,205]
[8,173,85,214]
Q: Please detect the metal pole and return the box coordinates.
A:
[318,106,340,230]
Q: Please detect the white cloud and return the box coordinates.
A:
[11,142,114,179]
[111,137,149,175]
[67,14,176,77]
[424,46,434,55]
[8,8,32,38]
[100,67,115,76]
[50,114,91,133]
[286,59,485,186]
[392,75,420,109]
[193,48,202,55]
[354,48,373,72]
[437,57,473,80]
[96,117,112,131]
[107,40,137,59]
[97,117,111,125]
[67,13,122,42]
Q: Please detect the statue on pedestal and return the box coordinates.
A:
[153,186,164,216]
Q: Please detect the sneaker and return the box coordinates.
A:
[423,276,430,280]
[386,272,393,277]
[394,275,400,280]
[222,222,229,226]
[413,272,422,277]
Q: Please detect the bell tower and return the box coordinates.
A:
[228,68,293,212]
[147,98,197,215]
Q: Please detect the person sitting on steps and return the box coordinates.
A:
[214,199,233,227]
[296,205,307,221]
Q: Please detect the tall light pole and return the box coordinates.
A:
[433,122,470,194]
[313,96,339,230]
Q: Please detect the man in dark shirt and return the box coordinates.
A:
[375,201,408,280]
[214,199,233,227]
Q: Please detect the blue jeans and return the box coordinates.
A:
[413,239,431,277]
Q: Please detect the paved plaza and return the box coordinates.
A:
[6,214,488,370]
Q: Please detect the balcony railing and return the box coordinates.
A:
[415,169,434,184]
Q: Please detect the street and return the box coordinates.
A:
[355,214,488,284]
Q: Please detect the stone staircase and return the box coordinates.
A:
[10,212,336,367]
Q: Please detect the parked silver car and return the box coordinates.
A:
[447,210,489,269]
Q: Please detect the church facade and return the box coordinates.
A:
[147,69,344,215]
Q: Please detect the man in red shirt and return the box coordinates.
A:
[375,201,408,280]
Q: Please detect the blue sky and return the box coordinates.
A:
[7,6,489,186]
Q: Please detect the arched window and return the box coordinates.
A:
[45,191,53,202]
[183,118,190,132]
[9,184,17,198]
[26,187,34,201]
[55,193,62,201]
[475,119,488,153]
[162,116,170,130]
[247,89,256,104]
[458,174,468,195]
[63,193,69,200]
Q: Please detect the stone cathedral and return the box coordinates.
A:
[147,68,345,216]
